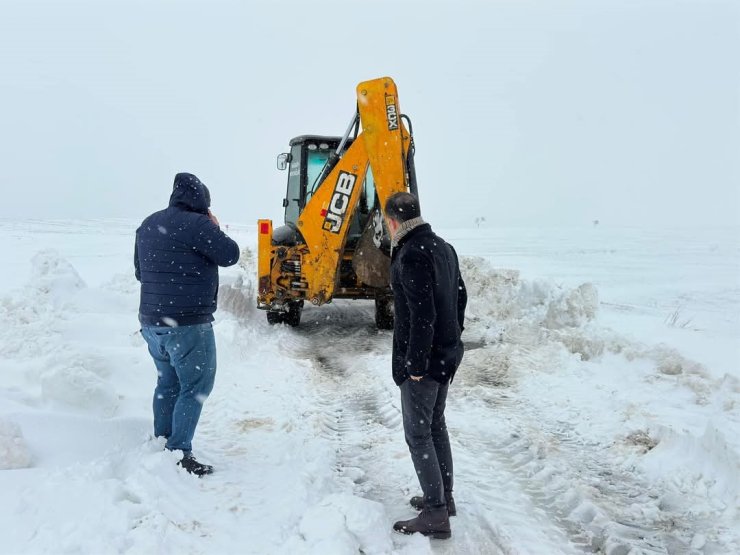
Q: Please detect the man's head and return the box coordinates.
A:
[170,173,210,214]
[384,192,421,238]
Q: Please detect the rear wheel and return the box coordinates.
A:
[284,301,303,327]
[266,310,284,325]
[375,296,394,330]
[266,301,303,327]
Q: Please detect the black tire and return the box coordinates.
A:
[284,301,303,327]
[266,311,284,325]
[375,297,394,330]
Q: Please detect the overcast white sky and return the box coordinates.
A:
[1,0,738,228]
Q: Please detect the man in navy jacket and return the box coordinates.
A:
[135,173,239,476]
[385,192,467,539]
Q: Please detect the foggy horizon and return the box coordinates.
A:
[1,0,738,229]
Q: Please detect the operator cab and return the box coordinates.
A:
[275,135,377,248]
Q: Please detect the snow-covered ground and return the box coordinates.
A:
[0,219,738,554]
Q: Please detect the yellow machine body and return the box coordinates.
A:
[257,77,415,326]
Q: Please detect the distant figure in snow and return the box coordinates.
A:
[134,173,240,476]
[384,192,467,539]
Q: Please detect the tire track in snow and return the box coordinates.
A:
[229,296,712,553]
[290,301,404,500]
[505,426,718,553]
[454,345,714,554]
[445,364,582,553]
[237,296,711,553]
[284,301,562,553]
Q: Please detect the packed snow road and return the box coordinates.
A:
[0,220,737,554]
[259,298,722,554]
[274,302,570,553]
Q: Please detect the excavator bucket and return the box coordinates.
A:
[352,209,391,288]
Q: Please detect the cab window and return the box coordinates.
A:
[284,145,302,225]
[305,147,332,204]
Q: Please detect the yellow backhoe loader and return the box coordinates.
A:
[256,77,418,328]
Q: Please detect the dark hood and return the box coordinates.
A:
[169,173,211,214]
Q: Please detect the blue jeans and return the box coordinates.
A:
[400,377,453,508]
[141,323,217,454]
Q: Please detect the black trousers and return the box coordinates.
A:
[400,377,453,508]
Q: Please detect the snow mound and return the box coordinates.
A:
[0,250,87,358]
[40,353,118,415]
[0,418,32,469]
[219,247,257,320]
[294,493,392,554]
[0,251,124,414]
[28,249,86,304]
[651,347,706,377]
[460,256,598,329]
[460,256,603,372]
[219,275,256,321]
[237,245,257,276]
[0,279,62,359]
[544,282,599,329]
[641,423,739,521]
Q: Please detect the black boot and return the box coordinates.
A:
[409,492,456,516]
[393,507,451,539]
[177,454,213,476]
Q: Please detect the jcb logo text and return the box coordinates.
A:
[322,171,357,234]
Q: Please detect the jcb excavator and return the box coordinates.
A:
[256,77,418,328]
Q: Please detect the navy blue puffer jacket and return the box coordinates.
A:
[134,173,240,327]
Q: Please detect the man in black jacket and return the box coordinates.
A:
[385,192,467,539]
[135,173,239,476]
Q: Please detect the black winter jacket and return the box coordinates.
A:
[135,173,240,327]
[390,223,467,385]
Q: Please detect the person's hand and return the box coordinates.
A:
[409,374,424,382]
[208,210,220,227]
